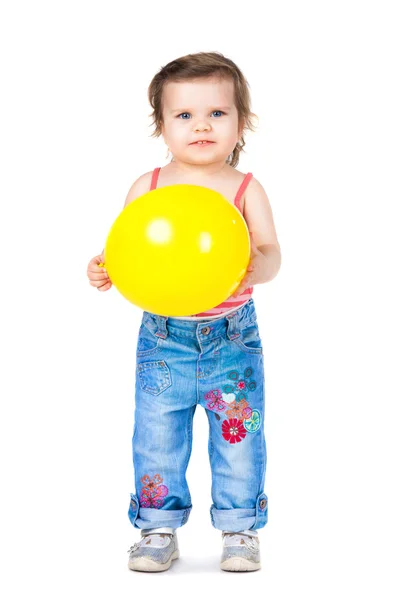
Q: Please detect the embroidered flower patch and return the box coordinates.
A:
[242,406,253,419]
[205,366,261,444]
[222,418,247,444]
[205,389,227,412]
[226,398,250,420]
[139,474,168,508]
[243,409,261,433]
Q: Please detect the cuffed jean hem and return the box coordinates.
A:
[128,494,192,530]
[210,493,268,531]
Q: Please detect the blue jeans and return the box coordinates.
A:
[128,298,268,533]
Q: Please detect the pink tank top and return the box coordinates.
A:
[150,167,254,318]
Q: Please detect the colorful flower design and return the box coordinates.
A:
[205,366,261,444]
[242,406,253,419]
[228,370,239,381]
[222,392,236,405]
[223,384,235,394]
[226,399,251,421]
[222,418,247,444]
[205,389,227,412]
[243,409,261,433]
[139,474,169,508]
[141,474,162,488]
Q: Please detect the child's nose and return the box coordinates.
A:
[194,120,211,132]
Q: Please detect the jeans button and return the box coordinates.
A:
[259,498,267,510]
[201,326,211,335]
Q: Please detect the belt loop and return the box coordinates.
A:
[154,315,168,339]
[226,311,240,340]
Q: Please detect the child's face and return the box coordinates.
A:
[161,76,242,165]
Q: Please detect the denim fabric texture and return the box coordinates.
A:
[128,298,268,532]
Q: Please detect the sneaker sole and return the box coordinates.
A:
[128,549,180,572]
[220,557,260,572]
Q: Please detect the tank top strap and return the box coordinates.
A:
[234,173,253,212]
[150,167,161,191]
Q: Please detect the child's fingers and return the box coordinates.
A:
[97,280,112,292]
[87,254,111,290]
[87,264,107,273]
[88,269,109,280]
[87,264,108,277]
[89,276,110,287]
[87,255,107,270]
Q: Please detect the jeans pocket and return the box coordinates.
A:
[233,321,263,355]
[137,360,172,396]
[136,323,161,357]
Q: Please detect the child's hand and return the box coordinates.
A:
[87,252,112,292]
[232,232,266,297]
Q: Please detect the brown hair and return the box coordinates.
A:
[148,52,258,168]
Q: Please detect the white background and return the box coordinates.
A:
[1,0,399,598]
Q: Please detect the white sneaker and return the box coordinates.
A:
[220,530,261,572]
[127,528,179,572]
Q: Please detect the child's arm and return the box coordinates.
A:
[87,172,153,291]
[102,170,153,256]
[122,171,153,207]
[233,177,281,296]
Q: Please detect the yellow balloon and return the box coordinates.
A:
[104,184,250,316]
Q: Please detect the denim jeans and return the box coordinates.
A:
[128,298,268,533]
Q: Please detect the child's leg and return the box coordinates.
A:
[199,306,268,532]
[128,314,197,531]
[129,401,196,530]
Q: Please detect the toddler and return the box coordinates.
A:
[87,51,281,572]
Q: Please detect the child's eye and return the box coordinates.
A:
[177,111,226,119]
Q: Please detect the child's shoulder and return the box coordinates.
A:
[227,168,267,212]
[227,166,264,193]
[123,170,154,207]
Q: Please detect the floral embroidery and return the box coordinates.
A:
[243,409,261,433]
[139,474,168,508]
[205,389,221,402]
[141,473,162,487]
[226,399,250,420]
[205,389,227,412]
[242,406,253,419]
[223,384,235,394]
[222,418,247,444]
[244,367,256,391]
[205,366,261,444]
